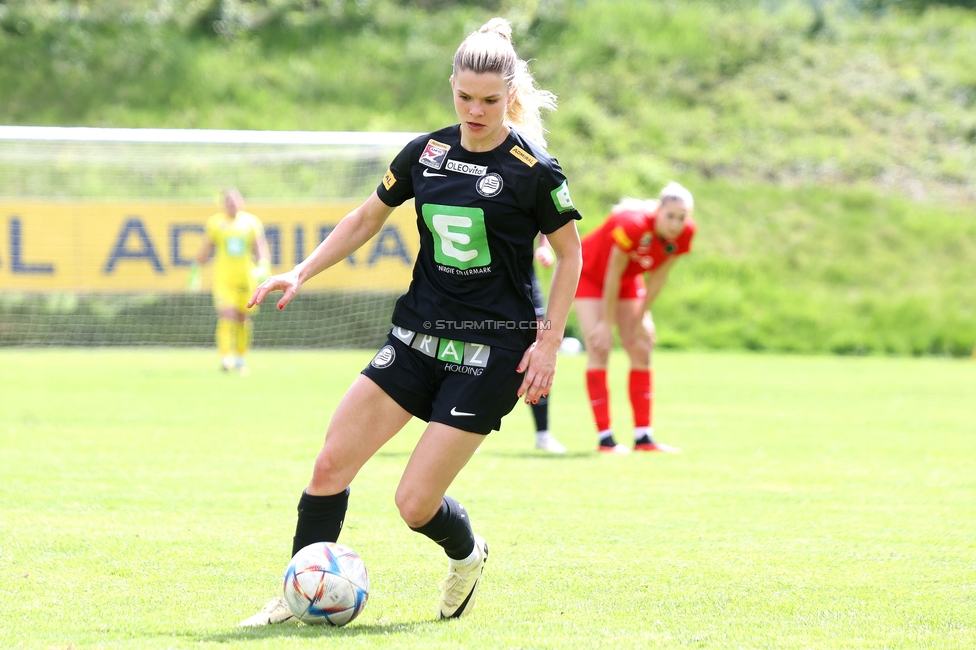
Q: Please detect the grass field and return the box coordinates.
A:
[1,348,974,649]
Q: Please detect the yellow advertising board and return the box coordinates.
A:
[0,200,418,292]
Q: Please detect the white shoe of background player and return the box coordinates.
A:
[535,432,567,453]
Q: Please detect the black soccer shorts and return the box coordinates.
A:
[361,327,525,434]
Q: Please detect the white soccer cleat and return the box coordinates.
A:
[598,435,631,454]
[236,359,250,377]
[535,433,567,454]
[634,434,682,454]
[238,596,297,627]
[438,536,488,619]
[635,441,682,454]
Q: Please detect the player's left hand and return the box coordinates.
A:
[516,336,559,404]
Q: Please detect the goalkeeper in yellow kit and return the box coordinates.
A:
[189,189,271,375]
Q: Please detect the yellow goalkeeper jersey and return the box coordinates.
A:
[205,210,266,287]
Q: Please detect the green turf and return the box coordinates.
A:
[1,348,974,649]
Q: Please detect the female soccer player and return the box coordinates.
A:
[574,183,695,454]
[189,188,270,375]
[240,18,582,625]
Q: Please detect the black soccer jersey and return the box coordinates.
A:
[376,125,581,350]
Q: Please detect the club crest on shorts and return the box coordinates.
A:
[476,173,503,197]
[370,345,396,369]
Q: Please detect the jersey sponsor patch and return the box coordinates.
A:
[422,203,492,270]
[404,330,492,367]
[509,145,538,167]
[611,226,633,250]
[437,338,465,364]
[392,326,416,346]
[410,332,439,357]
[442,339,489,374]
[476,173,504,198]
[551,180,576,213]
[446,159,487,176]
[382,169,396,190]
[370,344,396,369]
[225,235,246,257]
[436,338,492,367]
[419,139,451,170]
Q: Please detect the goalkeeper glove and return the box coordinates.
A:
[251,261,271,283]
[188,263,201,292]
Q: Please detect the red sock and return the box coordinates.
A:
[629,369,652,428]
[585,369,611,432]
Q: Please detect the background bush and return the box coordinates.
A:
[1,0,974,355]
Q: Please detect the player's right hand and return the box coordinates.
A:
[534,245,555,268]
[250,261,271,284]
[248,268,302,311]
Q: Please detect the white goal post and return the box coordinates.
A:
[0,125,422,348]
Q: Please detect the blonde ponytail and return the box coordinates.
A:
[453,17,557,147]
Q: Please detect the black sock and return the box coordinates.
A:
[530,393,549,432]
[292,487,349,557]
[409,495,474,560]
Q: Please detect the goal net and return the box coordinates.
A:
[0,126,422,348]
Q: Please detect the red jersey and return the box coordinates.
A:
[580,208,696,287]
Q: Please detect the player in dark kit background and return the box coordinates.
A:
[527,234,567,453]
[240,17,582,626]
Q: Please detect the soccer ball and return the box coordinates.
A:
[282,542,370,626]
[559,336,584,355]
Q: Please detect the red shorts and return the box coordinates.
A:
[575,272,646,299]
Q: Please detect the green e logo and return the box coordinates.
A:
[422,204,492,270]
[551,181,575,213]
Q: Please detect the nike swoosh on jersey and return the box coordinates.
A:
[423,169,447,177]
[450,407,476,416]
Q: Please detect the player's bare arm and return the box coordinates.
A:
[517,220,581,404]
[248,192,395,310]
[194,239,214,266]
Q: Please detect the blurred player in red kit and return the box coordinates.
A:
[573,182,695,454]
